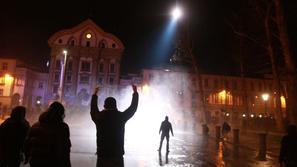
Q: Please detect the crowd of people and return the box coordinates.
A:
[0,84,296,167]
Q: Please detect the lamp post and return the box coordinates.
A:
[262,93,270,132]
[58,50,68,103]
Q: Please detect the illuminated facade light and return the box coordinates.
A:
[225,113,230,117]
[242,114,246,118]
[259,114,263,118]
[280,96,286,108]
[250,114,255,118]
[86,33,92,39]
[262,93,269,101]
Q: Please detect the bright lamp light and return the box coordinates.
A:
[171,7,182,20]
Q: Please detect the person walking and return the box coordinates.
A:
[158,116,174,153]
[279,124,297,167]
[0,106,30,167]
[24,102,71,167]
[90,85,139,167]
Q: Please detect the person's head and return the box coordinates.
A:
[46,101,65,123]
[165,116,169,121]
[104,97,117,110]
[286,124,297,136]
[10,106,26,121]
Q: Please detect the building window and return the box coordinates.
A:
[250,82,254,91]
[80,61,91,72]
[16,78,24,86]
[110,64,115,73]
[204,78,209,88]
[70,40,75,46]
[38,82,43,89]
[214,79,218,89]
[58,39,63,44]
[112,43,116,48]
[98,77,104,85]
[53,85,59,94]
[80,75,90,84]
[54,73,60,82]
[99,63,104,73]
[86,41,90,47]
[2,62,8,70]
[66,74,72,83]
[225,80,230,89]
[0,89,3,96]
[0,77,5,85]
[101,43,106,48]
[67,61,72,71]
[55,60,61,70]
[109,77,114,85]
[232,81,237,90]
[258,82,262,91]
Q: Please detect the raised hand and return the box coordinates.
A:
[94,87,99,95]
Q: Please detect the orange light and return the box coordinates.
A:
[142,84,149,94]
[281,96,286,108]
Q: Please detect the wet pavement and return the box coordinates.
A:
[69,124,279,167]
[20,117,281,167]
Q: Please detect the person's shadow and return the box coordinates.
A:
[158,151,169,166]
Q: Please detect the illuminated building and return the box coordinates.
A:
[0,58,48,117]
[141,68,288,127]
[47,19,124,105]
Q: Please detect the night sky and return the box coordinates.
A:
[1,0,296,75]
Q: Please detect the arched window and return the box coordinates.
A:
[70,40,75,46]
[86,41,90,47]
[112,43,116,48]
[58,39,63,44]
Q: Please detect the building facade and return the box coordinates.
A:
[0,58,48,118]
[47,19,124,106]
[141,68,287,129]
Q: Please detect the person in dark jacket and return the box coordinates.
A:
[158,116,174,153]
[91,85,138,167]
[279,124,297,167]
[24,102,71,167]
[0,106,30,167]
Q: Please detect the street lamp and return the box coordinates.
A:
[262,93,269,115]
[262,93,269,132]
[171,6,182,21]
[58,50,68,102]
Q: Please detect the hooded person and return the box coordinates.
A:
[91,85,139,167]
[24,102,71,167]
[279,125,297,167]
[0,106,30,167]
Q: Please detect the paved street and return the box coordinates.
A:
[19,113,281,167]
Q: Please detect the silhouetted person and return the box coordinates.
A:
[158,116,174,152]
[279,125,297,167]
[0,106,30,167]
[24,102,71,167]
[91,85,139,167]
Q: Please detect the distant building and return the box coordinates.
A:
[142,68,287,128]
[47,19,124,106]
[0,58,48,117]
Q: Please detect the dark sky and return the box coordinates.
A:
[0,0,296,75]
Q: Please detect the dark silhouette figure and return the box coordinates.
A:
[0,106,30,167]
[279,125,297,167]
[91,85,139,167]
[158,116,174,153]
[24,102,71,167]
